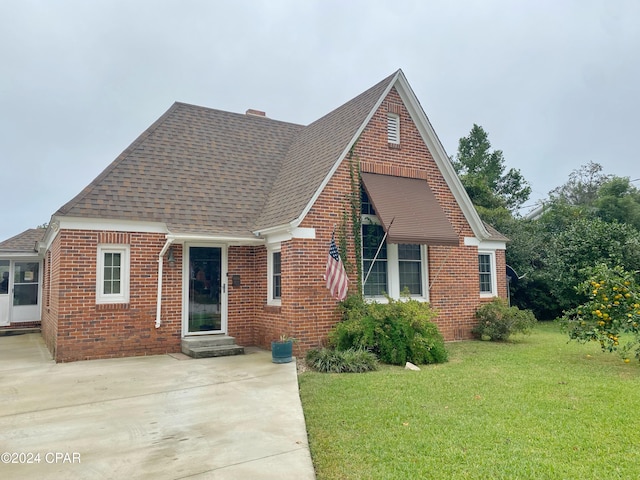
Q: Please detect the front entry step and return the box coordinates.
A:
[181,335,244,359]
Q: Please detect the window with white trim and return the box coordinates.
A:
[479,251,497,296]
[96,245,130,304]
[267,244,282,305]
[361,215,428,300]
[387,113,400,144]
[363,223,387,296]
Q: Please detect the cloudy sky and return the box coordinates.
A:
[2,0,639,241]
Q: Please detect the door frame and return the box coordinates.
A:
[182,243,228,337]
[0,257,43,326]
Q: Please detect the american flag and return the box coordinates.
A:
[324,233,349,301]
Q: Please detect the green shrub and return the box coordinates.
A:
[472,298,537,341]
[561,263,640,361]
[305,347,378,373]
[329,294,448,365]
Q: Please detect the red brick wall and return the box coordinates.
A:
[42,236,60,355]
[281,87,507,347]
[43,230,183,362]
[227,245,260,347]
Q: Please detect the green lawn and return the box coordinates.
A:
[299,322,640,479]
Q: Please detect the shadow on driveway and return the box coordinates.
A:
[0,334,315,479]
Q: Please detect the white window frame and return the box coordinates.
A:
[267,243,282,306]
[478,250,497,297]
[387,113,400,144]
[96,244,130,304]
[362,216,429,302]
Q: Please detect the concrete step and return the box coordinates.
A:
[182,335,238,348]
[181,335,244,358]
[184,344,245,359]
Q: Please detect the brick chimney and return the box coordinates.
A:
[246,109,266,117]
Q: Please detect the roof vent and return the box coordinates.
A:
[246,109,266,117]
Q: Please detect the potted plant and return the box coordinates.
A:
[271,334,296,364]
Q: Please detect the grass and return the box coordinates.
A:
[299,322,640,479]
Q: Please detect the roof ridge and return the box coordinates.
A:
[54,103,182,216]
[172,101,305,128]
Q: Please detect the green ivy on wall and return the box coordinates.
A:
[337,148,362,298]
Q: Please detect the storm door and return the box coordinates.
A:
[0,260,9,326]
[0,259,41,325]
[185,246,226,335]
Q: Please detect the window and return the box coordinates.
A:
[387,113,400,144]
[0,260,8,295]
[479,252,496,296]
[362,221,428,300]
[363,223,387,296]
[398,244,422,296]
[96,245,130,304]
[267,244,282,305]
[13,262,39,306]
[361,189,376,215]
[272,251,282,299]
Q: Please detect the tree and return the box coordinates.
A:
[548,161,609,207]
[594,176,640,230]
[505,163,640,320]
[542,218,640,315]
[452,124,531,213]
[562,264,640,362]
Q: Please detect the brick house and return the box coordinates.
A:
[0,70,508,362]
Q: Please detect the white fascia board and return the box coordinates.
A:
[293,71,402,228]
[57,216,169,234]
[167,233,265,246]
[464,237,506,250]
[0,252,41,259]
[254,221,316,241]
[255,224,316,245]
[393,72,491,241]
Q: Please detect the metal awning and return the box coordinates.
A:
[361,172,459,246]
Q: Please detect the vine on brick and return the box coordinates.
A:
[337,148,363,297]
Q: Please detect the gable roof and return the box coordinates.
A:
[0,228,45,253]
[55,105,304,237]
[53,70,495,243]
[254,72,396,231]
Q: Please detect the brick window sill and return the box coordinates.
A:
[96,303,130,311]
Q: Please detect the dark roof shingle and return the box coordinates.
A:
[0,228,45,253]
[254,72,396,230]
[56,104,305,237]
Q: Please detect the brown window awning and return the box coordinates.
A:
[361,173,459,246]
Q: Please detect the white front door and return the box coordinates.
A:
[12,261,41,322]
[183,245,227,336]
[0,259,41,325]
[0,260,9,326]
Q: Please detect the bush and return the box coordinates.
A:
[561,263,640,361]
[305,347,378,373]
[472,298,537,341]
[329,294,448,365]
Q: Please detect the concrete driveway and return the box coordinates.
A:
[0,333,315,479]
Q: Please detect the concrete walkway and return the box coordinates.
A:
[0,334,316,479]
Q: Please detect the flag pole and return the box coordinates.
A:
[362,217,394,287]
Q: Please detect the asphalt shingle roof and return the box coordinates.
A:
[254,72,396,230]
[0,228,45,253]
[56,105,304,236]
[54,72,398,238]
[48,70,506,243]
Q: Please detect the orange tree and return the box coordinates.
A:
[562,263,640,362]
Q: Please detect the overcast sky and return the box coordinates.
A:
[2,0,639,241]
